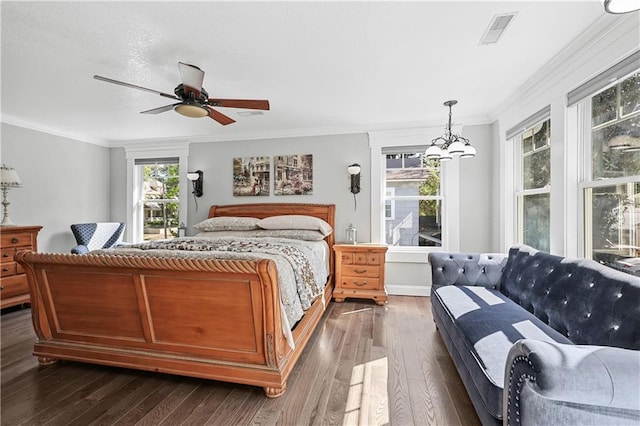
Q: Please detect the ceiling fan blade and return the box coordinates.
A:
[140,103,181,114]
[93,75,180,100]
[208,98,270,110]
[205,106,236,125]
[178,62,204,99]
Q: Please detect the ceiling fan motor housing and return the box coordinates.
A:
[174,83,209,103]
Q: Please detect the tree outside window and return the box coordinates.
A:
[586,72,640,274]
[517,118,551,252]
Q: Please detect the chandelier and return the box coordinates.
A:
[425,100,476,161]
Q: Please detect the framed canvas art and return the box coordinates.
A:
[274,154,313,195]
[233,156,270,196]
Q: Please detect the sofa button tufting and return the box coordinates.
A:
[586,312,591,318]
[613,325,620,331]
[589,283,595,288]
[617,293,622,298]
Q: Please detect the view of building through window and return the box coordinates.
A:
[586,72,640,275]
[140,162,180,241]
[384,152,442,247]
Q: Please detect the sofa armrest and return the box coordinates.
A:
[504,339,640,426]
[428,252,507,289]
[71,245,89,254]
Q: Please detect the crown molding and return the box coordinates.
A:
[3,112,492,149]
[1,114,110,147]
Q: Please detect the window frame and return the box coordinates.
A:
[124,144,189,243]
[578,70,640,261]
[369,128,461,258]
[514,117,552,252]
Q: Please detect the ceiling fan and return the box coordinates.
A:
[93,62,270,125]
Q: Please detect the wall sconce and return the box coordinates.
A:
[347,163,361,210]
[187,170,203,197]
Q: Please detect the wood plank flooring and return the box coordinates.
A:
[1,297,480,425]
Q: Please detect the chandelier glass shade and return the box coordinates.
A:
[425,100,475,162]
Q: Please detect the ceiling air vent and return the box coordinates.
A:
[479,13,516,45]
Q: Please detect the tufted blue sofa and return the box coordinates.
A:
[429,245,640,426]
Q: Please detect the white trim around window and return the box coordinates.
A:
[124,142,189,243]
[368,127,461,259]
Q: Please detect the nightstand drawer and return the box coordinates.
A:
[0,275,29,299]
[1,232,33,248]
[340,252,354,264]
[340,277,381,290]
[342,265,380,278]
[1,262,17,278]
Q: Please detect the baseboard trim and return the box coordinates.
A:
[386,284,430,297]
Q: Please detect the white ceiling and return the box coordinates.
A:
[1,1,608,145]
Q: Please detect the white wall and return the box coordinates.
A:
[459,124,495,253]
[1,123,111,252]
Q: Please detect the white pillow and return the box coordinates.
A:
[193,216,260,232]
[196,229,328,241]
[257,215,333,236]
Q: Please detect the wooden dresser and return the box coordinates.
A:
[1,225,42,309]
[333,243,388,305]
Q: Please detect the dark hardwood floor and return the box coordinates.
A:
[1,296,480,426]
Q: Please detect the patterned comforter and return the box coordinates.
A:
[94,237,328,347]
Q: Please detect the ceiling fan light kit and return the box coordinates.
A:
[175,103,209,118]
[94,62,269,126]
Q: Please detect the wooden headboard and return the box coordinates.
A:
[208,203,336,277]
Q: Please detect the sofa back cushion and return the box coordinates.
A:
[501,245,640,350]
[429,252,508,290]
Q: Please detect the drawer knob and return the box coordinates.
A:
[2,268,9,272]
[11,238,19,244]
[0,286,3,291]
[352,280,367,287]
[354,268,367,274]
[2,253,9,258]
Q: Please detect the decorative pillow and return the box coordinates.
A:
[195,229,328,241]
[257,215,333,236]
[193,216,260,232]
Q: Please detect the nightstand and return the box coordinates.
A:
[1,225,42,309]
[333,243,388,305]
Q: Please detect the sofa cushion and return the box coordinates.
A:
[501,245,640,350]
[433,285,571,419]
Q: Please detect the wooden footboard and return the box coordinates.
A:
[16,250,331,398]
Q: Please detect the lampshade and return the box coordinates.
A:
[439,149,453,162]
[425,144,443,159]
[0,165,21,187]
[460,144,477,158]
[604,0,640,14]
[347,163,361,175]
[447,140,466,155]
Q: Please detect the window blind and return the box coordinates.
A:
[505,105,551,141]
[134,157,179,165]
[567,50,640,107]
[381,146,429,154]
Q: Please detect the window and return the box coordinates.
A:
[582,71,640,273]
[516,118,551,252]
[135,158,180,241]
[384,152,442,247]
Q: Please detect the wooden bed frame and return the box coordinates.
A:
[15,203,335,397]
